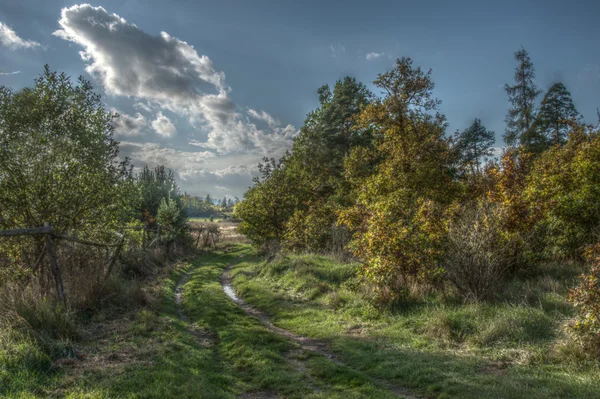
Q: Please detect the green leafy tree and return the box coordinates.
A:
[453,119,496,175]
[235,157,309,247]
[290,76,373,199]
[0,66,134,235]
[156,197,189,254]
[504,48,543,152]
[280,77,373,250]
[535,82,580,146]
[136,165,180,223]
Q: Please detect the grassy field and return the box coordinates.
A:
[3,244,598,398]
[1,246,409,398]
[188,217,224,223]
[229,252,600,399]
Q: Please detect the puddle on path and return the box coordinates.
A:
[222,284,239,301]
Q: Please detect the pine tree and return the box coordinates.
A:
[453,119,495,175]
[504,47,543,151]
[536,82,579,146]
[204,194,212,206]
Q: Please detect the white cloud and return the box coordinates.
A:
[151,112,176,137]
[0,70,21,76]
[119,142,255,196]
[111,110,147,136]
[248,109,278,127]
[53,5,224,99]
[53,4,296,155]
[366,52,384,60]
[133,102,155,113]
[0,22,41,49]
[330,43,345,58]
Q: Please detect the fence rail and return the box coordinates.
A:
[0,223,129,307]
[0,226,53,237]
[0,221,223,306]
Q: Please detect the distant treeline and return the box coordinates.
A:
[181,194,239,218]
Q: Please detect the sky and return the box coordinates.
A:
[1,0,599,198]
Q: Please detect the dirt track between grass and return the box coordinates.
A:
[220,262,424,399]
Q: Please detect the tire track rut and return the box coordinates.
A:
[220,263,424,399]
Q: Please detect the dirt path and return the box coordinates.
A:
[220,263,424,399]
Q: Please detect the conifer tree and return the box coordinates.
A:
[453,119,495,175]
[536,82,579,146]
[504,47,543,152]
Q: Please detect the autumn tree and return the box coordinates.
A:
[340,57,457,303]
[504,48,543,152]
[523,125,600,257]
[535,82,580,146]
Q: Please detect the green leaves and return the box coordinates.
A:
[156,197,188,246]
[0,66,134,235]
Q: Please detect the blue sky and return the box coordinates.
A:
[1,0,599,197]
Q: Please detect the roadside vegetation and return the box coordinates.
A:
[229,253,600,398]
[232,46,600,396]
[0,67,218,397]
[2,44,600,398]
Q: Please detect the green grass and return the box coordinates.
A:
[230,253,600,399]
[4,245,597,398]
[1,246,408,398]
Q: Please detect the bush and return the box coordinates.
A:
[342,198,449,304]
[444,201,518,301]
[157,197,190,254]
[523,127,600,258]
[283,201,338,253]
[568,244,600,355]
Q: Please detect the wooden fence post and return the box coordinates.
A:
[44,223,67,307]
[103,230,125,282]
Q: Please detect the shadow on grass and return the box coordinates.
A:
[231,256,600,399]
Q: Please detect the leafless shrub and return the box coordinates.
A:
[444,201,517,302]
[192,224,222,248]
[330,224,353,262]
